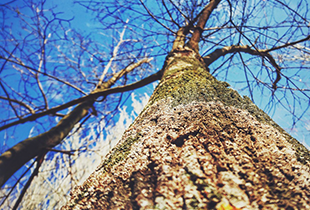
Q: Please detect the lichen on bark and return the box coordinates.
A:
[63,99,310,209]
[62,48,310,209]
[140,49,309,166]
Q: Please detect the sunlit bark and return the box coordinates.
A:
[62,46,310,210]
[1,0,310,208]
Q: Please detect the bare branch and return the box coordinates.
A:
[34,74,49,109]
[162,0,179,28]
[265,35,310,53]
[0,58,158,187]
[274,0,310,24]
[97,19,130,86]
[0,96,35,114]
[0,159,36,207]
[203,45,281,89]
[138,0,175,34]
[187,0,221,51]
[34,33,49,109]
[0,0,17,6]
[12,152,46,210]
[0,82,21,119]
[0,69,160,132]
[0,54,87,95]
[167,0,190,23]
[0,58,155,131]
[101,57,153,88]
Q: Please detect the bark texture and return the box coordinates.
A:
[62,48,310,210]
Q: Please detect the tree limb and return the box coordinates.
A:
[203,45,281,89]
[12,152,46,210]
[0,64,158,132]
[187,0,221,51]
[0,58,158,187]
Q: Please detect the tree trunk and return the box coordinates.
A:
[0,58,154,187]
[62,47,310,210]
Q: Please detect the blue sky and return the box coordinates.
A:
[0,0,309,208]
[0,0,309,154]
[1,0,309,189]
[0,0,309,151]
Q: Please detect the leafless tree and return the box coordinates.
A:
[0,0,309,209]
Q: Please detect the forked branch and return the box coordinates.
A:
[187,0,221,51]
[0,58,157,187]
[0,96,35,114]
[0,58,154,132]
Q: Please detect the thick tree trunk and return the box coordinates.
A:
[62,47,310,209]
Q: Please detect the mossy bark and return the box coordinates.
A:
[62,47,310,210]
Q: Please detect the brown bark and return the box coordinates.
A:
[187,0,221,51]
[62,47,310,210]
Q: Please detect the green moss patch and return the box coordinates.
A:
[146,53,309,166]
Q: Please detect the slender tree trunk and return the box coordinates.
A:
[0,58,153,187]
[62,47,310,209]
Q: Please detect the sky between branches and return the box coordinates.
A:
[0,0,309,207]
[1,0,308,149]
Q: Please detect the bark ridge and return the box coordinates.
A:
[62,99,310,210]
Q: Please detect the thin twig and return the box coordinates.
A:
[203,45,281,89]
[138,0,175,33]
[0,96,35,114]
[0,82,21,119]
[0,62,158,132]
[0,54,86,95]
[97,19,131,86]
[265,35,310,53]
[12,152,46,210]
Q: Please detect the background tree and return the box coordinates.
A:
[0,0,310,209]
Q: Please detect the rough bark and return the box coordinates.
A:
[62,48,310,209]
